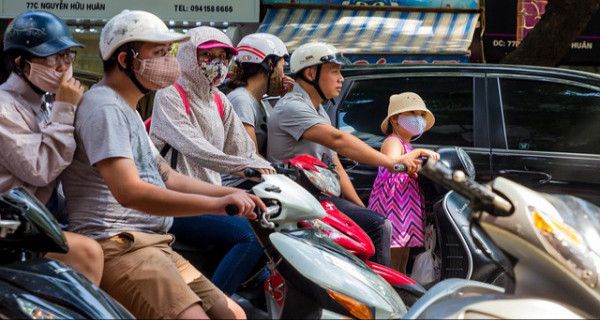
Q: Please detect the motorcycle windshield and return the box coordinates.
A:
[270,229,406,318]
[2,187,68,253]
[535,194,600,288]
[0,258,133,319]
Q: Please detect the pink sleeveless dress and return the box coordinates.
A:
[367,136,425,248]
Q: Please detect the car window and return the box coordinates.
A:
[500,79,600,154]
[337,76,474,148]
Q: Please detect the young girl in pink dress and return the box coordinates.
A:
[368,92,439,273]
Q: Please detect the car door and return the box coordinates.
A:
[332,72,491,203]
[488,75,600,205]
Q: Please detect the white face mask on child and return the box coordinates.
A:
[397,115,426,137]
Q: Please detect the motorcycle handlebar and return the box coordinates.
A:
[244,164,298,179]
[225,204,240,216]
[419,158,513,216]
[225,203,279,229]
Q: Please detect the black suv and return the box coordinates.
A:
[324,64,600,205]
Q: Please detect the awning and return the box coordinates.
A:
[258,8,479,56]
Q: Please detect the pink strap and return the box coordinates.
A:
[213,91,224,120]
[172,82,191,116]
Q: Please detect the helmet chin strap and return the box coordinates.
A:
[119,49,150,95]
[299,65,328,102]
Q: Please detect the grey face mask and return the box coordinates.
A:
[397,115,426,137]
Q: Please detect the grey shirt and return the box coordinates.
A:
[62,84,172,239]
[267,83,335,164]
[227,87,268,156]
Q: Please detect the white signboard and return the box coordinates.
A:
[0,0,260,23]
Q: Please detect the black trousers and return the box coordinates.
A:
[328,196,392,267]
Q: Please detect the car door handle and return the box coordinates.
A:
[498,169,552,184]
[339,157,358,170]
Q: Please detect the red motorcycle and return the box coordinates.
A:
[268,154,426,305]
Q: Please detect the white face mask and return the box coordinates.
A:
[397,114,427,137]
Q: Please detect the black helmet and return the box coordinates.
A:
[3,10,83,57]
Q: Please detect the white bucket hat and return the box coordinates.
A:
[99,10,189,61]
[380,92,435,134]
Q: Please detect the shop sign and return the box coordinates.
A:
[0,0,260,22]
[484,0,600,64]
[261,0,479,9]
[344,54,467,64]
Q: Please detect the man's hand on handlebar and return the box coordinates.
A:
[220,191,267,219]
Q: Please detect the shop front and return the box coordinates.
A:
[259,0,481,64]
[1,0,260,80]
[0,0,260,117]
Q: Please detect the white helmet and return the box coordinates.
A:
[236,33,289,66]
[290,42,344,74]
[100,10,189,61]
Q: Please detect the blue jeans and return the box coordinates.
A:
[170,215,263,295]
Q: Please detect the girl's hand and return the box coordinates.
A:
[389,154,422,177]
[412,149,440,161]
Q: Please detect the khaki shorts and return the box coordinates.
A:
[98,231,224,319]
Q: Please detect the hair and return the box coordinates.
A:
[102,41,144,73]
[385,114,399,135]
[226,62,265,91]
[0,43,35,84]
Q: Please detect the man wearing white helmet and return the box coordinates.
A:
[226,33,294,158]
[61,10,261,319]
[267,42,428,266]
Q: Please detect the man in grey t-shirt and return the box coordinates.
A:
[61,10,264,320]
[267,42,428,267]
[267,83,335,165]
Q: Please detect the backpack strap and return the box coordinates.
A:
[160,86,223,170]
[213,91,224,120]
[160,82,191,169]
[173,82,192,116]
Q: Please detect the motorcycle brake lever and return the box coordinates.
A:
[260,205,278,229]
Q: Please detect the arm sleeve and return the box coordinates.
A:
[77,104,133,165]
[278,101,329,141]
[150,88,271,174]
[0,100,76,186]
[229,92,258,127]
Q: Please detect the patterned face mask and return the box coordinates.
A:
[134,55,181,90]
[199,58,228,86]
[397,114,427,137]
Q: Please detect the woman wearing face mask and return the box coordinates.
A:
[367,92,439,273]
[149,26,274,295]
[0,10,104,285]
[225,33,293,157]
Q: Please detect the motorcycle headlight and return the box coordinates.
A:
[327,290,374,319]
[16,295,77,319]
[310,219,342,241]
[529,195,600,288]
[302,166,341,197]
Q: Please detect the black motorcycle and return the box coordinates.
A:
[418,147,513,290]
[0,187,133,319]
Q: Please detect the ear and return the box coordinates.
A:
[117,51,128,69]
[303,66,316,81]
[15,56,30,76]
